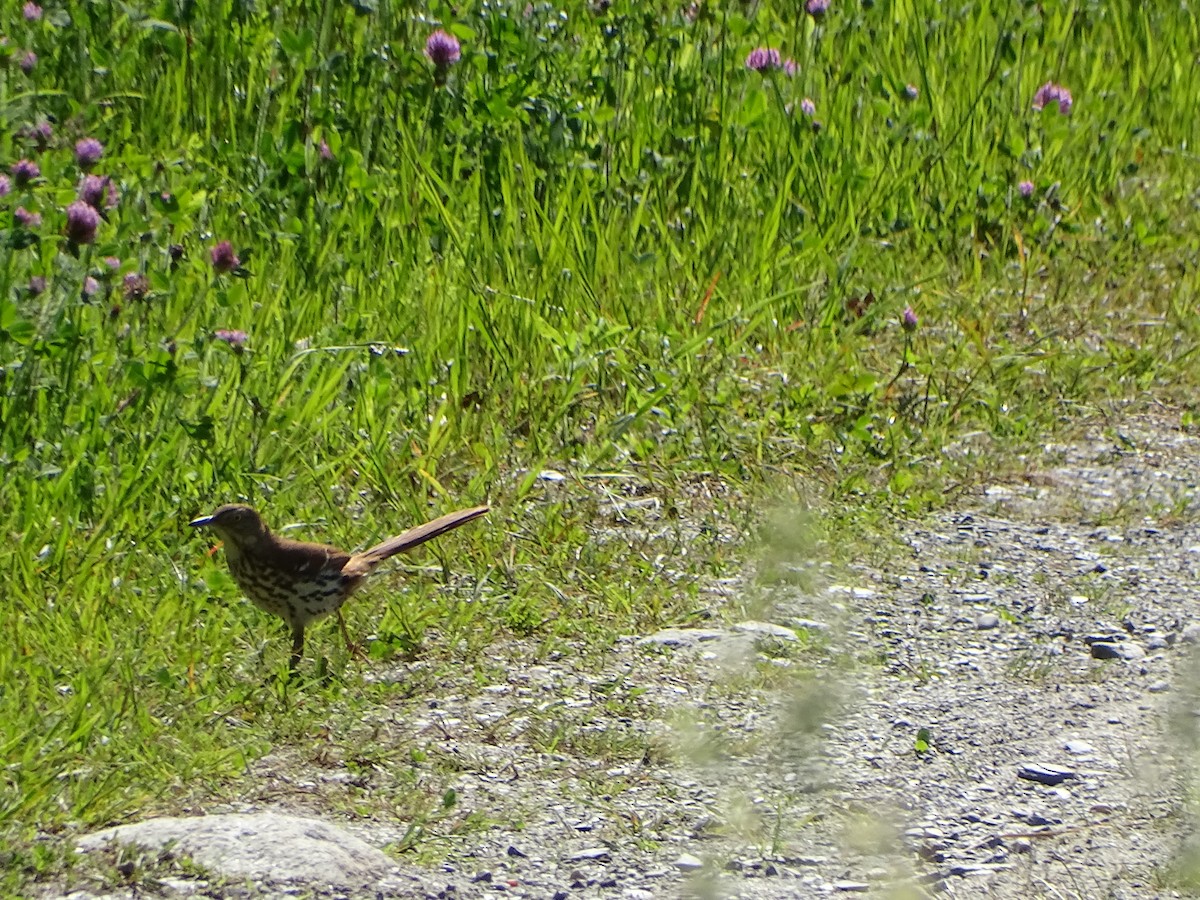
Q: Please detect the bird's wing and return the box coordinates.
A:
[273,540,353,577]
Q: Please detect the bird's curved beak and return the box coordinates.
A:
[189,514,215,528]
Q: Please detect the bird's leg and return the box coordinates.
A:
[290,625,305,673]
[337,610,366,659]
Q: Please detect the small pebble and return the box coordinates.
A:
[1090,642,1144,660]
[1017,763,1076,785]
[567,848,611,862]
[950,863,988,876]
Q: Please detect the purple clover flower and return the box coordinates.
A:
[65,200,100,244]
[23,2,42,21]
[28,275,46,296]
[122,273,150,301]
[318,139,333,161]
[1017,180,1035,198]
[806,0,829,15]
[209,240,240,273]
[82,276,100,297]
[78,175,104,208]
[78,174,119,210]
[901,307,918,333]
[11,159,40,185]
[14,206,42,228]
[22,120,53,149]
[0,175,10,197]
[782,58,797,77]
[745,47,782,72]
[19,51,36,74]
[424,29,461,68]
[800,97,816,117]
[904,83,919,100]
[1032,81,1072,115]
[75,138,104,169]
[214,329,249,349]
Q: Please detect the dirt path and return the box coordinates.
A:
[324,414,1197,899]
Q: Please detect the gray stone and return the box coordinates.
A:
[790,617,832,632]
[1119,642,1147,660]
[1089,641,1121,659]
[674,852,704,871]
[1016,763,1076,785]
[159,878,205,895]
[976,613,1000,630]
[732,620,799,641]
[567,847,612,862]
[76,813,400,889]
[638,628,728,648]
[1090,641,1145,660]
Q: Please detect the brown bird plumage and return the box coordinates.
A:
[190,504,488,670]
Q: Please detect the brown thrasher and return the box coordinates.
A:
[190,504,488,670]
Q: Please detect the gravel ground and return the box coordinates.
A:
[60,413,1200,899]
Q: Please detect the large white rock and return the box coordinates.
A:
[76,812,401,889]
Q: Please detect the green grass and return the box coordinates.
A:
[1,0,1198,891]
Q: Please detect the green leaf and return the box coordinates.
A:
[137,18,181,33]
[591,104,616,126]
[0,302,36,345]
[278,28,314,57]
[738,89,768,127]
[178,415,215,443]
[914,727,931,754]
[1004,134,1026,158]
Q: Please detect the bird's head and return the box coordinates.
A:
[189,504,270,550]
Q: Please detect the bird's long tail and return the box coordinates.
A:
[350,505,489,570]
